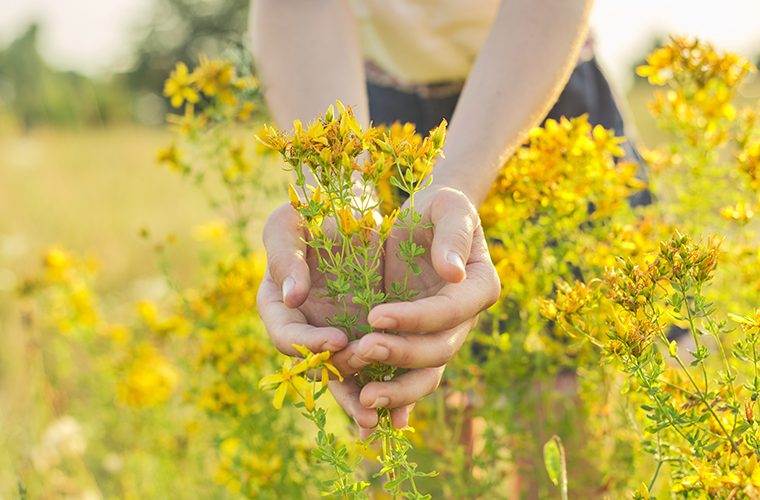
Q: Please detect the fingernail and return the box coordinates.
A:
[371,316,398,330]
[370,396,390,409]
[446,251,465,272]
[282,276,296,302]
[367,345,390,361]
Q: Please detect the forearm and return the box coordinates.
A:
[250,0,368,128]
[433,0,594,205]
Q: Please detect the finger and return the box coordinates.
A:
[430,187,479,283]
[391,403,415,429]
[359,426,373,441]
[329,377,378,431]
[333,320,474,373]
[369,229,500,333]
[257,272,347,355]
[359,367,444,409]
[263,203,311,308]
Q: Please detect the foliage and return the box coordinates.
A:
[0,25,133,129]
[9,36,760,499]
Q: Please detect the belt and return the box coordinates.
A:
[364,61,465,99]
[364,35,596,100]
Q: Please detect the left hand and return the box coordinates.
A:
[330,186,500,438]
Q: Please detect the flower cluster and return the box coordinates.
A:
[546,230,760,497]
[258,101,444,498]
[637,35,754,150]
[116,343,180,408]
[163,54,259,135]
[482,115,642,227]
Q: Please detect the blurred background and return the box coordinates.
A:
[1,0,760,495]
[0,0,759,497]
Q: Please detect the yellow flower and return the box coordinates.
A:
[156,143,182,171]
[117,344,179,408]
[337,205,360,235]
[259,345,342,410]
[288,184,302,210]
[255,124,288,153]
[291,344,343,388]
[44,246,75,283]
[163,62,199,108]
[192,55,236,105]
[236,101,256,121]
[136,300,190,336]
[720,202,755,225]
[258,357,313,410]
[166,104,206,135]
[380,209,399,238]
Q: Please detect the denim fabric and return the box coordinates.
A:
[367,57,652,206]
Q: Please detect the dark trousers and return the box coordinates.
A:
[367,57,651,207]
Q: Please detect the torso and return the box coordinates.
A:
[350,0,501,84]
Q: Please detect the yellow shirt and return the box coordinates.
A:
[350,0,501,84]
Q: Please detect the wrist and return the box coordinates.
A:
[428,172,483,208]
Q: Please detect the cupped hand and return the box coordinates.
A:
[330,186,501,437]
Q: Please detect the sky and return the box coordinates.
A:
[1,0,760,90]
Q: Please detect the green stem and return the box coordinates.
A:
[680,286,709,391]
[670,352,739,452]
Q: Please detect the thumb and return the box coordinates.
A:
[263,203,311,308]
[429,188,479,283]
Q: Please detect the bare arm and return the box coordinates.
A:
[250,0,368,127]
[434,0,594,205]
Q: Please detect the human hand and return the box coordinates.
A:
[256,203,352,357]
[330,186,500,437]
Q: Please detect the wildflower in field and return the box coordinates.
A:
[156,142,182,171]
[137,300,190,336]
[202,255,265,315]
[192,55,236,105]
[164,62,199,108]
[637,36,755,149]
[117,344,179,408]
[43,246,80,283]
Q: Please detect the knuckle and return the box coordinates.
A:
[433,342,455,366]
[270,334,289,355]
[446,297,463,323]
[441,340,456,360]
[403,305,423,332]
[397,341,414,366]
[267,252,293,281]
[426,371,442,394]
[487,269,502,306]
[449,227,473,254]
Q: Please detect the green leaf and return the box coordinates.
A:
[543,435,568,500]
[389,174,408,193]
